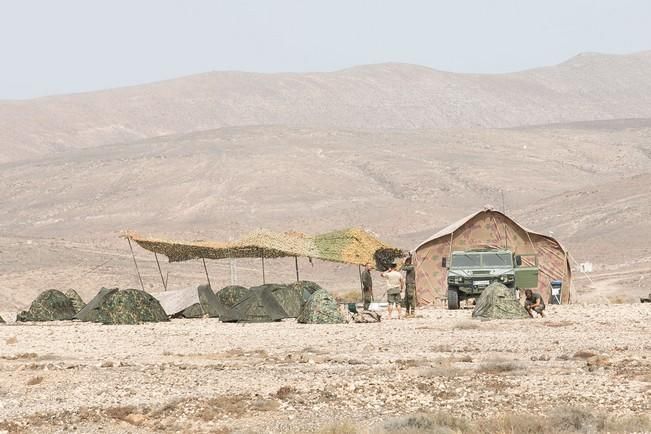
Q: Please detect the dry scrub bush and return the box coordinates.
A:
[26,375,43,386]
[316,421,360,434]
[275,385,297,399]
[383,413,471,433]
[477,359,522,374]
[453,321,480,330]
[573,350,597,359]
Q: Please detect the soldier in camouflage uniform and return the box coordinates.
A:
[402,255,417,317]
[361,262,373,310]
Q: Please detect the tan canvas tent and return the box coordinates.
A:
[413,209,572,305]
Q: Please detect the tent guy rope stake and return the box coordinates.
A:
[127,237,145,292]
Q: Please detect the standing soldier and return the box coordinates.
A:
[402,254,417,317]
[380,263,404,320]
[361,262,373,310]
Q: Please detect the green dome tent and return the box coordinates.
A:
[297,289,345,324]
[219,286,288,323]
[75,288,168,325]
[472,282,530,320]
[65,289,86,314]
[16,289,77,322]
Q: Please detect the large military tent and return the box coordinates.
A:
[152,284,220,318]
[413,209,572,305]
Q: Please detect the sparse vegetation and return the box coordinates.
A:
[477,359,523,374]
[275,385,297,399]
[26,375,43,386]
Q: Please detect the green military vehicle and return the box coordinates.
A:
[443,249,538,309]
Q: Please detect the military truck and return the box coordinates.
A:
[443,249,538,309]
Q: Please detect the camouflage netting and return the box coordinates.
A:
[16,289,77,322]
[65,289,86,314]
[472,282,530,320]
[75,288,169,325]
[126,228,403,269]
[297,289,346,324]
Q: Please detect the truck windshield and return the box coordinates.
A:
[451,254,481,267]
[482,253,513,267]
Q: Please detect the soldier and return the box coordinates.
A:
[380,263,404,320]
[361,262,374,310]
[524,289,545,318]
[402,255,417,317]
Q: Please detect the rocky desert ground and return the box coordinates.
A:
[0,304,650,433]
[2,51,651,433]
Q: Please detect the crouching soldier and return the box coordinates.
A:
[402,255,417,317]
[524,289,545,318]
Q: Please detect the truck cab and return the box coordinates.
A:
[444,249,538,309]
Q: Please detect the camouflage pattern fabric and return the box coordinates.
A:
[75,287,118,321]
[177,303,204,318]
[216,285,250,309]
[16,289,77,322]
[128,228,403,269]
[219,286,287,323]
[287,281,322,302]
[257,284,304,318]
[297,289,345,324]
[77,288,169,325]
[472,282,530,320]
[197,284,220,317]
[65,289,86,314]
[352,311,381,323]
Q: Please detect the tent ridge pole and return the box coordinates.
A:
[154,252,167,291]
[127,238,146,292]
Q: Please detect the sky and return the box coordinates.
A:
[1,0,651,99]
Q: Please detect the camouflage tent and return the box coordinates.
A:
[251,283,309,318]
[65,289,86,314]
[297,289,346,324]
[152,284,220,318]
[216,285,250,311]
[413,208,573,305]
[219,286,288,323]
[287,280,322,302]
[16,289,77,322]
[75,288,168,325]
[125,228,402,270]
[472,282,530,320]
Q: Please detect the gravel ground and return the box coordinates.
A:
[0,303,649,433]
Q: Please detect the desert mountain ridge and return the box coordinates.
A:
[3,50,651,163]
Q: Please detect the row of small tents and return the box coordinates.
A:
[4,281,348,325]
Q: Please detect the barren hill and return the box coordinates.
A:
[3,51,651,163]
[1,121,650,308]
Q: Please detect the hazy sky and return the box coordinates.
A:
[1,0,650,99]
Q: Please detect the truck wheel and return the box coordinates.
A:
[447,289,460,310]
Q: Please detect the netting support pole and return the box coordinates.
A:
[154,252,167,291]
[202,258,212,289]
[358,264,364,292]
[127,238,145,292]
[295,256,300,282]
[261,249,266,284]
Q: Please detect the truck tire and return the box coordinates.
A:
[447,289,460,310]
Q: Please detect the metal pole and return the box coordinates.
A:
[127,238,145,292]
[154,252,167,291]
[261,249,266,284]
[295,256,300,282]
[202,258,212,289]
